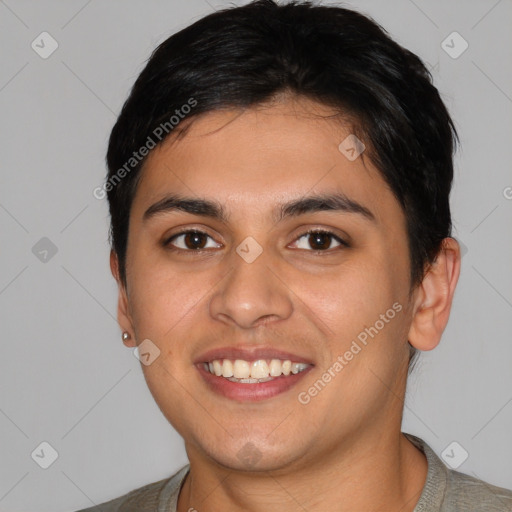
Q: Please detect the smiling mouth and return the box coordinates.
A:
[202,358,312,383]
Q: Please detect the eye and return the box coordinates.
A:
[291,229,348,251]
[165,230,222,251]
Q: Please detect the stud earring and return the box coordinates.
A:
[122,331,131,342]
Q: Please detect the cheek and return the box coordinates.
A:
[127,252,209,341]
[296,256,393,328]
[294,253,408,374]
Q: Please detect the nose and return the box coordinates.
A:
[209,248,293,329]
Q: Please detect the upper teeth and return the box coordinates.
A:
[206,359,311,379]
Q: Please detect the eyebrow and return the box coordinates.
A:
[142,192,376,224]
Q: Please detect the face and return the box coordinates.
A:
[119,95,418,472]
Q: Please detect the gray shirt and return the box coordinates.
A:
[75,433,512,511]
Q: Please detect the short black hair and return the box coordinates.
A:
[106,0,458,369]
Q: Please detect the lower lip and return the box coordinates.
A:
[196,363,313,402]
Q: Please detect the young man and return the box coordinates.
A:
[79,1,512,510]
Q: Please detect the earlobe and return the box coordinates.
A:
[408,237,461,352]
[110,250,136,347]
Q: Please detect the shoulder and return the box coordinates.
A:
[403,432,512,512]
[443,468,512,511]
[72,478,170,512]
[72,465,190,512]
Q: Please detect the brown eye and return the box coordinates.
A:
[166,230,221,251]
[292,230,347,251]
[308,232,332,250]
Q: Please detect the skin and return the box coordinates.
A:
[110,94,461,512]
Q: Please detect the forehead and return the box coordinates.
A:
[131,96,401,226]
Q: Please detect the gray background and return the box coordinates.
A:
[0,0,511,510]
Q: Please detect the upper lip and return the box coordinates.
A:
[194,346,315,365]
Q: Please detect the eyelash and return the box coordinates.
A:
[163,228,349,254]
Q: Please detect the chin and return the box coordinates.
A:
[196,438,302,473]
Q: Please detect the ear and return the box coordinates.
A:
[408,237,461,351]
[110,250,136,347]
